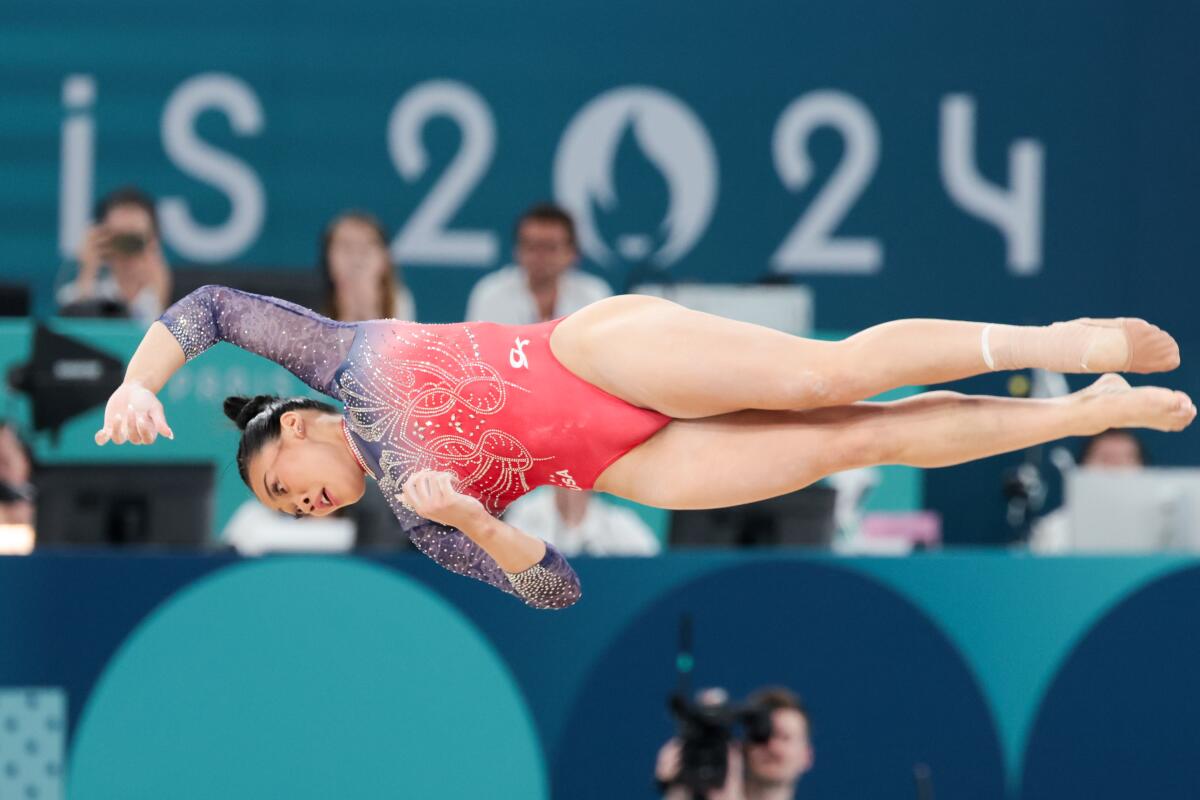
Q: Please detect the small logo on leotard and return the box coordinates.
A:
[554,469,581,490]
[509,337,531,369]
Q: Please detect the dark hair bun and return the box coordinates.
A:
[223,395,280,430]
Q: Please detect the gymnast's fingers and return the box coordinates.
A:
[404,474,430,509]
[111,415,129,445]
[398,484,417,513]
[134,411,155,445]
[432,472,455,500]
[149,404,175,440]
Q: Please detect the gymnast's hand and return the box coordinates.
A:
[94,380,175,446]
[399,470,486,529]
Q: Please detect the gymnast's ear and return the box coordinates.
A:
[279,410,306,438]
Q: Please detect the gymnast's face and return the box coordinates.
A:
[246,411,367,519]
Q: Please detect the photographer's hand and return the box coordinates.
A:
[655,737,683,785]
[707,743,746,800]
[76,225,110,298]
[655,737,747,800]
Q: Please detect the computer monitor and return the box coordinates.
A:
[171,267,326,312]
[669,486,837,548]
[1066,468,1200,552]
[35,463,215,549]
[7,325,125,435]
[0,283,31,317]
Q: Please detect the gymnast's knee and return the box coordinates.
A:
[782,342,873,408]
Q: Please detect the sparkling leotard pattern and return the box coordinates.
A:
[160,286,670,609]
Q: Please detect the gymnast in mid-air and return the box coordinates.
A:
[95,285,1193,608]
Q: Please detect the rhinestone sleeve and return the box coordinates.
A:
[158,285,357,398]
[504,543,582,610]
[397,509,581,610]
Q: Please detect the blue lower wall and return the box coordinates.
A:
[2,551,1196,798]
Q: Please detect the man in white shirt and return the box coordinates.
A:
[502,486,660,557]
[465,203,611,324]
[468,203,657,555]
[1029,429,1148,553]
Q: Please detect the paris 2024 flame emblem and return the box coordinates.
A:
[553,86,718,269]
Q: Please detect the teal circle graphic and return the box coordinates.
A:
[69,558,546,799]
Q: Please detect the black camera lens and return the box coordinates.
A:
[108,232,147,255]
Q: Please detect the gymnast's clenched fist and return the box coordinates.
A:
[399,470,487,529]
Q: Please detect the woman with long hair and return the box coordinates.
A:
[95,285,1192,608]
[318,211,414,322]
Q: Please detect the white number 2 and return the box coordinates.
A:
[770,90,883,274]
[388,80,498,266]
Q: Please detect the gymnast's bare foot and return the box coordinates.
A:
[1076,373,1196,432]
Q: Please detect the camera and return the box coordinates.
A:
[107,232,147,256]
[670,690,774,794]
[666,614,775,796]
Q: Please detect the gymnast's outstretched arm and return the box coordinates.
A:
[96,285,356,445]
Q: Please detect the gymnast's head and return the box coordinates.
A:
[224,395,367,518]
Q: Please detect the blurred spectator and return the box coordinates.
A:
[56,186,171,324]
[1076,428,1147,468]
[655,686,814,800]
[1029,429,1147,553]
[467,202,619,540]
[502,486,660,556]
[0,422,34,526]
[222,500,354,555]
[465,202,610,324]
[320,211,414,322]
[222,481,409,554]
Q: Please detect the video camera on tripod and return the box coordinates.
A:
[667,615,774,796]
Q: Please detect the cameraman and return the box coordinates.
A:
[656,687,813,800]
[57,186,172,324]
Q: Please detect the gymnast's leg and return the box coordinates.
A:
[594,374,1195,510]
[551,296,1181,419]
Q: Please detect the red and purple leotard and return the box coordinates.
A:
[159,286,669,609]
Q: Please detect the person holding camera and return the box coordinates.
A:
[656,687,813,800]
[57,186,172,324]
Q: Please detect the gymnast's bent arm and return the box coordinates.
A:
[400,470,582,610]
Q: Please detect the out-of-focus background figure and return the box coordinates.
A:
[320,210,415,322]
[465,203,610,325]
[56,187,172,324]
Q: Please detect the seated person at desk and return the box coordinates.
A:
[1030,429,1147,553]
[501,486,660,557]
[319,210,415,322]
[468,203,632,555]
[222,480,409,555]
[57,186,172,324]
[464,202,611,325]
